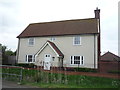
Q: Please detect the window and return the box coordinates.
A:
[73,36,81,45]
[50,37,55,41]
[70,55,84,65]
[26,55,35,63]
[74,56,80,64]
[28,38,35,46]
[45,54,51,57]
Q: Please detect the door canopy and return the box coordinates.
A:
[35,40,64,58]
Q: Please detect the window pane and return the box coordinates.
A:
[29,38,34,45]
[74,56,76,60]
[48,55,50,57]
[51,37,55,41]
[74,36,80,45]
[74,56,80,64]
[74,61,80,64]
[28,55,32,62]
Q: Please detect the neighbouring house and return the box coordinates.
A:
[99,51,120,73]
[16,8,101,70]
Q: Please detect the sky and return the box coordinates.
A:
[0,0,119,56]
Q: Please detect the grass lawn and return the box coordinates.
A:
[20,74,120,88]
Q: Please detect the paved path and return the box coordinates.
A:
[1,80,39,88]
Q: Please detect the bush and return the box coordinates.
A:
[74,67,98,73]
[66,68,75,71]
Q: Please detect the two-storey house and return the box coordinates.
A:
[16,8,100,70]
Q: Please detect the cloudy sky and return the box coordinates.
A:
[0,0,119,56]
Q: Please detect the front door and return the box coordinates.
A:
[44,54,51,70]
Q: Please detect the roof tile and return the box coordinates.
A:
[17,18,99,38]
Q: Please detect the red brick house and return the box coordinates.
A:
[99,51,120,73]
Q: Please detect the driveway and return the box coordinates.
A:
[1,79,39,88]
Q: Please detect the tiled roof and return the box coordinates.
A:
[47,41,64,57]
[17,18,99,38]
[101,51,120,62]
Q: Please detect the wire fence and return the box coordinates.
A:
[0,65,23,82]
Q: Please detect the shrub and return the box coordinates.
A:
[15,63,35,68]
[66,68,75,71]
[108,70,120,74]
[74,67,98,73]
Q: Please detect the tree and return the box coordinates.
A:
[5,49,15,56]
[0,43,16,64]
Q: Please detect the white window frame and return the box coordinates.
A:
[26,55,35,63]
[81,56,84,65]
[73,36,81,45]
[70,55,84,65]
[28,38,35,46]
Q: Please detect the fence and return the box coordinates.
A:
[2,56,16,65]
[0,65,23,82]
[0,65,70,84]
[0,65,98,83]
[0,65,120,88]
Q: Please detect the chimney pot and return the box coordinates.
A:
[94,7,100,19]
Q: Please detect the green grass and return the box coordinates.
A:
[20,73,120,88]
[2,67,120,88]
[21,75,120,88]
[21,82,85,88]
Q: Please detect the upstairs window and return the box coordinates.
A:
[50,37,55,41]
[28,38,35,46]
[26,55,35,63]
[73,36,81,45]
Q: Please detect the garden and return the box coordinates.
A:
[1,66,120,88]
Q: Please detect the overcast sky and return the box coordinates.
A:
[0,0,119,56]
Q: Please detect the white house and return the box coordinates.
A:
[16,8,101,70]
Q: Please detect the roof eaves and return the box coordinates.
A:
[17,33,99,38]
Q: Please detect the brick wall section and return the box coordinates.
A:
[99,61,120,73]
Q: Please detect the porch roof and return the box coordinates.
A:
[35,41,64,57]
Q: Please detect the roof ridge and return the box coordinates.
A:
[101,51,120,59]
[29,18,96,25]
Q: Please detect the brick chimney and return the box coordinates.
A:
[94,7,100,19]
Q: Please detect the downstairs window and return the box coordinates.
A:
[70,55,84,65]
[26,55,35,63]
